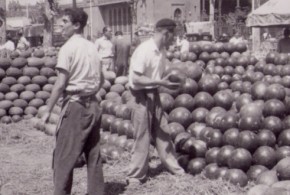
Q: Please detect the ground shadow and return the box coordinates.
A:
[148,163,166,178]
[104,182,127,195]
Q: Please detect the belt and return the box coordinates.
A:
[102,56,113,59]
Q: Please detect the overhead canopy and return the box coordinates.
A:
[246,0,290,27]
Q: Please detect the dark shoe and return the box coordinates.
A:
[74,154,86,168]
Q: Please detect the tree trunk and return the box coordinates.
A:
[43,0,54,47]
[73,0,77,8]
[218,0,223,36]
[0,0,6,44]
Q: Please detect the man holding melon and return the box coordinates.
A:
[126,18,185,188]
[41,8,104,195]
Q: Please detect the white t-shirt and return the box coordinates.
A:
[180,39,190,53]
[95,36,114,59]
[129,38,166,90]
[229,37,244,45]
[1,40,15,51]
[56,34,102,96]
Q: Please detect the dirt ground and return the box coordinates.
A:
[0,120,251,195]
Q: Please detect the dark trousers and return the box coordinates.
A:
[115,63,128,77]
[53,99,104,195]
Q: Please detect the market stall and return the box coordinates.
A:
[246,0,290,55]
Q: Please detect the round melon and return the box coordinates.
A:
[0,100,13,110]
[33,49,45,58]
[25,84,41,93]
[19,50,32,58]
[114,76,128,85]
[257,170,279,185]
[24,106,38,116]
[0,58,12,70]
[29,98,44,108]
[9,107,23,116]
[0,83,10,94]
[104,71,116,84]
[48,76,57,84]
[6,67,22,78]
[0,93,4,101]
[110,84,125,94]
[0,68,5,80]
[5,92,19,101]
[13,99,28,109]
[17,76,31,85]
[11,57,27,68]
[11,115,22,123]
[40,67,56,77]
[0,108,6,118]
[44,57,57,68]
[9,51,19,59]
[1,116,12,124]
[20,91,35,102]
[247,184,270,195]
[2,77,17,86]
[276,157,290,180]
[35,91,50,101]
[32,75,48,86]
[10,84,25,94]
[42,84,53,93]
[27,57,44,68]
[23,67,40,77]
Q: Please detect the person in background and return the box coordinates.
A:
[177,34,190,53]
[277,28,290,53]
[130,31,141,56]
[262,28,272,41]
[113,31,131,76]
[126,18,185,188]
[218,33,229,43]
[1,34,15,51]
[95,26,114,71]
[41,8,104,195]
[229,30,245,45]
[16,31,30,51]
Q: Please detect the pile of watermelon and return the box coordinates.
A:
[3,40,290,192]
[0,48,58,124]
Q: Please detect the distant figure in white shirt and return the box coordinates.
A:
[229,31,245,45]
[176,34,189,53]
[1,34,15,51]
[95,26,114,71]
[16,31,30,51]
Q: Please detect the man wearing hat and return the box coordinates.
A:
[126,18,185,187]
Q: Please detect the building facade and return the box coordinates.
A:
[58,0,201,40]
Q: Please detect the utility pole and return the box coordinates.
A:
[73,0,77,8]
[0,0,6,44]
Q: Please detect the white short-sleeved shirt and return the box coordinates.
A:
[1,40,15,51]
[95,36,114,59]
[180,39,190,53]
[128,38,166,90]
[56,34,102,96]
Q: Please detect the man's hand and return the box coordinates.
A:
[41,111,50,124]
[159,76,181,89]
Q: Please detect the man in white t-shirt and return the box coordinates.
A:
[1,34,15,51]
[41,8,104,195]
[126,18,185,188]
[229,31,245,45]
[95,27,114,71]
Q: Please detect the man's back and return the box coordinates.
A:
[114,37,130,65]
[278,38,290,53]
[58,34,101,94]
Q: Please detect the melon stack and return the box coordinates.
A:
[0,48,58,124]
[99,72,136,161]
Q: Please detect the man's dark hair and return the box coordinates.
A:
[115,31,123,36]
[63,8,88,31]
[103,26,111,33]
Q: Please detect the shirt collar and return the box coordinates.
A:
[149,38,160,53]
